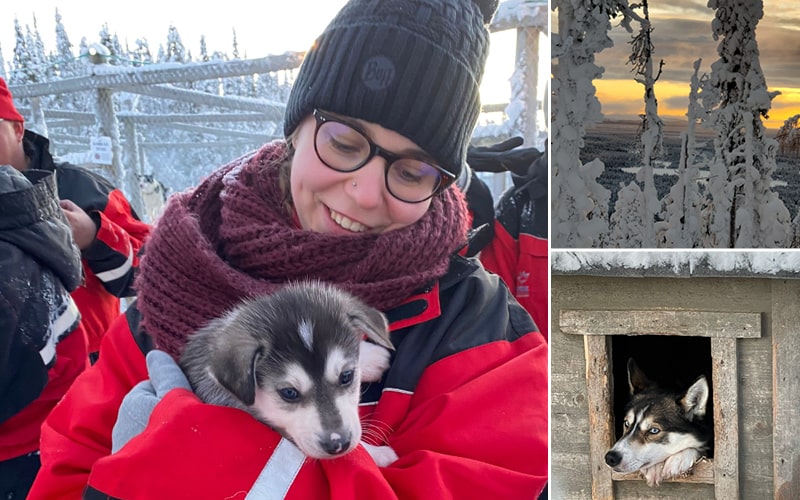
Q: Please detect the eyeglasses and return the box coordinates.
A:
[312,109,455,203]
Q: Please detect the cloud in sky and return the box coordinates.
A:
[587,0,799,130]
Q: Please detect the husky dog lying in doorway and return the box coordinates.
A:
[604,358,712,486]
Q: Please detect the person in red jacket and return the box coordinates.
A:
[0,165,87,498]
[477,144,548,339]
[0,77,151,360]
[29,0,548,498]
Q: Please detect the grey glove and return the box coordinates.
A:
[111,350,193,452]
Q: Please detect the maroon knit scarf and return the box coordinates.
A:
[135,141,469,359]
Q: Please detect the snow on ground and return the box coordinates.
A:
[552,250,800,278]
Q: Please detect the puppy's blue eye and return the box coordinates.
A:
[649,427,660,435]
[279,387,299,402]
[339,370,354,386]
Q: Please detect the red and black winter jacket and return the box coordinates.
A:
[0,168,86,462]
[25,131,151,353]
[481,154,548,340]
[30,257,548,499]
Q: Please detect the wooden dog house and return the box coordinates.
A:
[551,251,800,500]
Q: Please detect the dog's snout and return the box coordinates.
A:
[605,450,622,467]
[320,433,351,456]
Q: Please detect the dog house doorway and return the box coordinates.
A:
[611,334,713,449]
[559,307,761,498]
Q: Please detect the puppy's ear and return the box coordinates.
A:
[627,358,652,395]
[206,314,265,406]
[350,305,393,351]
[680,376,709,421]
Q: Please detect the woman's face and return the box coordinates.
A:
[290,113,433,235]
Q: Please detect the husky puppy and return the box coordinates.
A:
[604,358,712,486]
[179,282,397,465]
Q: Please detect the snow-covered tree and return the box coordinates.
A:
[53,8,79,78]
[623,0,663,247]
[99,23,125,65]
[551,0,635,247]
[776,114,800,157]
[164,25,188,63]
[609,181,647,247]
[701,0,789,248]
[657,59,706,247]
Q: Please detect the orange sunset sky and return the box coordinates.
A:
[579,0,800,131]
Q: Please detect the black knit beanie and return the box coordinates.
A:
[284,0,498,178]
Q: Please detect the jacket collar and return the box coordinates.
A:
[23,129,56,172]
[386,255,478,331]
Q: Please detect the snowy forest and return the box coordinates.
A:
[1,10,298,206]
[552,0,800,248]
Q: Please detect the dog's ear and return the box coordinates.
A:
[206,312,266,406]
[350,305,393,351]
[680,375,709,421]
[627,358,652,395]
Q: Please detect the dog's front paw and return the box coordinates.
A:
[362,443,398,467]
[641,462,665,487]
[359,341,391,382]
[661,448,700,480]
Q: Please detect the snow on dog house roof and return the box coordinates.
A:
[551,251,800,279]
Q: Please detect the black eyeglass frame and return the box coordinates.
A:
[312,109,456,203]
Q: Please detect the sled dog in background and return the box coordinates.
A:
[180,281,398,466]
[604,358,712,486]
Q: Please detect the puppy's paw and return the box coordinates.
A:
[359,341,391,382]
[661,448,700,480]
[641,462,664,487]
[362,442,398,467]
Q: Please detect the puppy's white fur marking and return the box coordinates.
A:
[324,347,351,384]
[298,320,314,352]
[359,341,392,382]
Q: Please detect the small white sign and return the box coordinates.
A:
[89,136,113,164]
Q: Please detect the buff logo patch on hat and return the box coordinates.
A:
[361,56,396,91]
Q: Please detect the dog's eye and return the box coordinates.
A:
[278,387,300,402]
[623,419,630,429]
[648,427,660,435]
[339,370,354,386]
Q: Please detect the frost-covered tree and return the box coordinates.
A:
[609,181,646,247]
[776,114,800,157]
[11,19,33,84]
[199,36,210,63]
[99,23,124,65]
[620,0,663,247]
[53,8,79,78]
[551,0,634,247]
[657,59,706,247]
[701,0,789,248]
[165,25,188,63]
[232,29,240,60]
[130,38,154,67]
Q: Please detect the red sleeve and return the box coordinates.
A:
[28,312,148,500]
[380,333,548,498]
[81,189,151,297]
[481,221,519,296]
[78,333,547,499]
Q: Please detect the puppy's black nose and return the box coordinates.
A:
[605,450,621,467]
[321,435,351,455]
